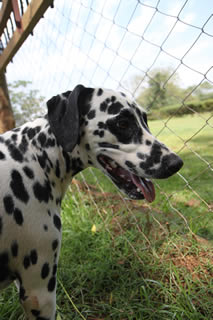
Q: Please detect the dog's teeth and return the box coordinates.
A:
[110,161,117,168]
[106,165,112,171]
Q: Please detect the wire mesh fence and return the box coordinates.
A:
[4,0,213,283]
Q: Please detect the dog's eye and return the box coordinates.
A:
[117,119,130,129]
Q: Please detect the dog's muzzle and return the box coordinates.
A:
[97,152,183,202]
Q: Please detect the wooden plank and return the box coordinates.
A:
[0,0,53,73]
[0,72,15,133]
[12,0,22,30]
[0,0,13,38]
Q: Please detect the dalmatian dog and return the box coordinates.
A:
[0,85,183,319]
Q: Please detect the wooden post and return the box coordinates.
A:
[0,72,15,133]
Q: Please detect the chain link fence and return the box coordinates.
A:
[6,0,213,265]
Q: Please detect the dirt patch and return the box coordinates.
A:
[171,252,212,280]
[163,237,213,281]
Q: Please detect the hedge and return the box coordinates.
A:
[148,99,213,120]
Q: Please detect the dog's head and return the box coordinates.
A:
[47,85,183,202]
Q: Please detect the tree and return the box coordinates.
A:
[8,80,45,126]
[0,73,15,133]
[136,68,184,109]
[187,81,213,101]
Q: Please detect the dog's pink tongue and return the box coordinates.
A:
[131,174,155,203]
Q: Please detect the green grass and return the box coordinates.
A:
[0,113,213,319]
[149,112,213,239]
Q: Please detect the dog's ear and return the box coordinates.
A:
[47,84,86,152]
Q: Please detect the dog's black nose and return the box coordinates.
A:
[156,153,183,179]
[167,153,183,174]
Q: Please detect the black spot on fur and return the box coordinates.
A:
[99,131,104,138]
[14,208,24,225]
[11,134,18,142]
[139,161,150,170]
[33,180,52,203]
[137,152,145,160]
[46,137,56,148]
[23,255,30,269]
[35,126,41,134]
[97,88,103,96]
[10,170,29,203]
[125,160,135,168]
[139,143,162,172]
[19,135,28,153]
[27,128,37,139]
[43,224,48,231]
[52,264,57,276]
[8,143,23,162]
[0,151,5,160]
[3,195,14,215]
[150,142,162,165]
[55,160,60,178]
[108,102,123,115]
[53,214,61,232]
[93,130,99,136]
[0,252,9,282]
[22,126,29,135]
[93,130,104,138]
[52,239,59,251]
[85,143,90,151]
[37,153,47,169]
[41,263,50,279]
[98,122,107,129]
[23,166,34,179]
[100,101,108,112]
[11,241,18,257]
[47,276,56,292]
[38,132,47,147]
[30,250,38,265]
[87,109,96,120]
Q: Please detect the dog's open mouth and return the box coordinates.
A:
[97,154,155,202]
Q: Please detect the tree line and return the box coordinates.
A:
[7,69,213,128]
[131,68,213,110]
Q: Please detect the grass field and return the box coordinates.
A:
[0,113,213,319]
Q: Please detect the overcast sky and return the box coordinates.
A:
[5,0,213,100]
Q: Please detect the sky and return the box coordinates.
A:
[3,0,213,100]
